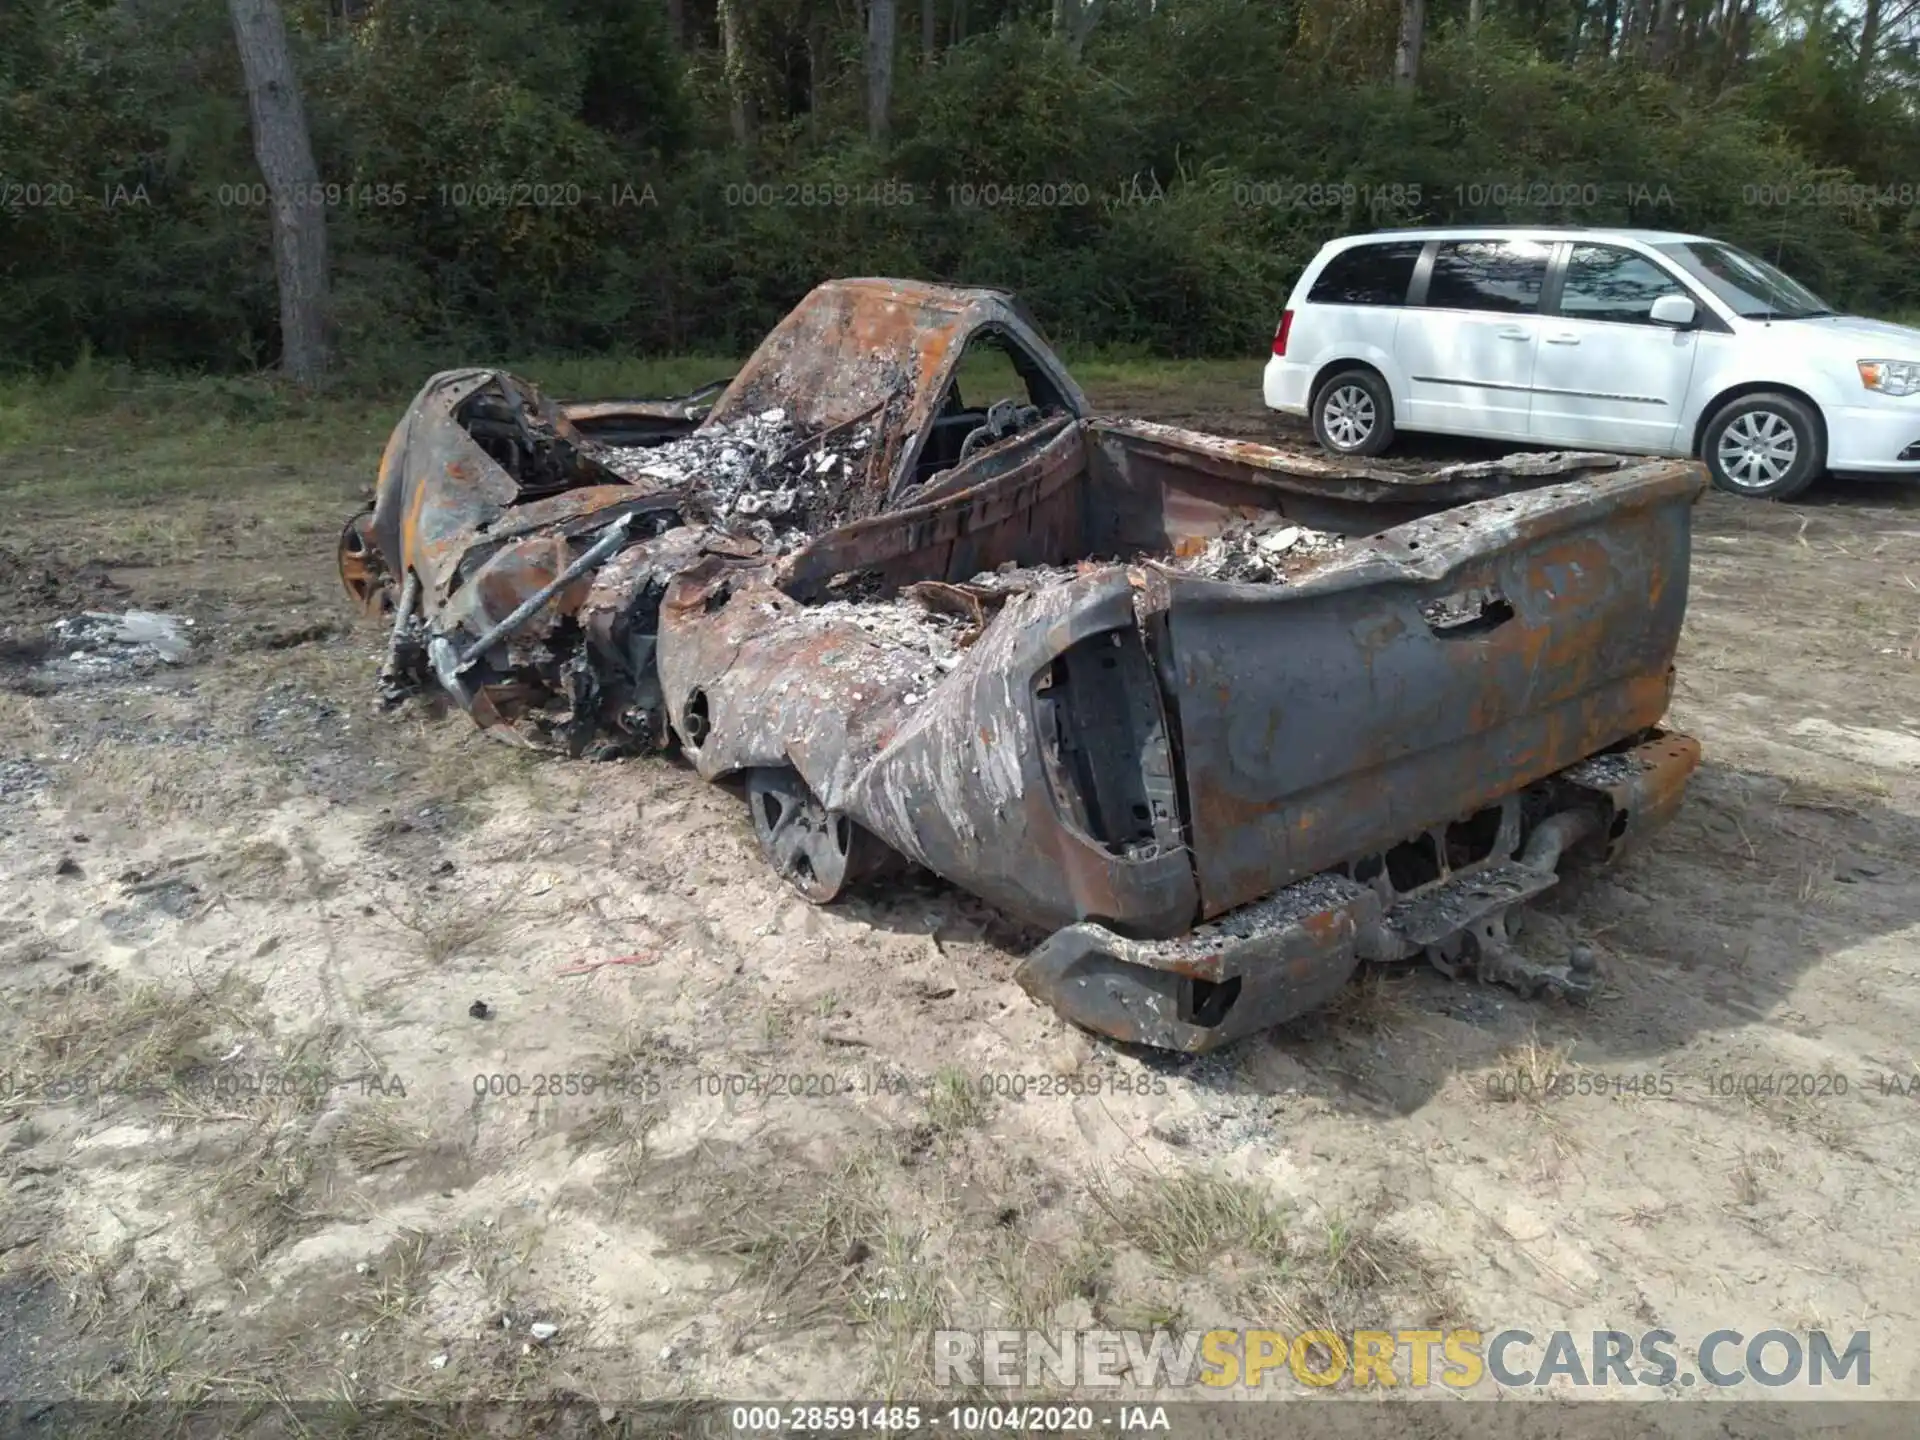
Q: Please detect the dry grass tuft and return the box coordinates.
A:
[1321,966,1417,1038]
[1481,1029,1577,1107]
[1091,1167,1290,1275]
[1,970,256,1111]
[331,1103,434,1173]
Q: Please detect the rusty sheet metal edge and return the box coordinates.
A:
[1092,417,1637,504]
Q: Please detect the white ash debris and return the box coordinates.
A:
[37,611,194,685]
[805,598,972,687]
[596,408,876,544]
[1175,519,1344,584]
[964,562,1081,593]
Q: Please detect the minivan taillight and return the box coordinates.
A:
[1272,310,1293,357]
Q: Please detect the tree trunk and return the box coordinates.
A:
[922,0,936,67]
[1650,0,1679,64]
[952,0,966,42]
[667,0,684,48]
[1729,0,1757,67]
[1468,0,1484,37]
[1858,0,1884,83]
[1394,0,1426,87]
[867,0,895,146]
[719,0,754,144]
[228,0,328,385]
[1599,0,1618,55]
[807,24,823,139]
[1064,0,1105,57]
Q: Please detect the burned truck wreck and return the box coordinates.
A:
[340,278,1704,1052]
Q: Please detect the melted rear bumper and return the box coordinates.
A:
[1015,729,1701,1052]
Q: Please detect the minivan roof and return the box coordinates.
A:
[1337,225,1714,245]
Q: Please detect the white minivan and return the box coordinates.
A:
[1264,226,1920,499]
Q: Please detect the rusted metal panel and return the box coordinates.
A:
[1146,462,1702,918]
[777,417,1087,597]
[655,559,1200,937]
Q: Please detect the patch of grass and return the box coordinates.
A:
[164,1033,348,1274]
[371,880,520,967]
[1321,966,1415,1037]
[1,970,256,1110]
[1481,1030,1577,1107]
[566,1097,662,1211]
[70,740,287,826]
[985,1235,1110,1331]
[353,1228,438,1335]
[1730,1144,1783,1207]
[43,1240,131,1334]
[926,1066,989,1138]
[1251,1209,1457,1342]
[205,839,293,900]
[1091,1167,1291,1276]
[331,1103,434,1173]
[854,1218,950,1399]
[1796,859,1842,910]
[665,1143,890,1332]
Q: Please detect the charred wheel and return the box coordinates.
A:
[338,509,394,619]
[745,767,893,903]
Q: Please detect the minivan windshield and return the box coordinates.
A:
[1653,240,1835,321]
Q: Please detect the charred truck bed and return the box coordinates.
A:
[339,277,1707,1052]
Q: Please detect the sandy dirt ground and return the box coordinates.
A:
[1,381,1918,1426]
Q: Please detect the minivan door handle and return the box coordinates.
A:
[1545,332,1581,345]
[1495,327,1530,341]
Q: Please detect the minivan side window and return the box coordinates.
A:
[1306,242,1424,306]
[1423,240,1550,313]
[1558,244,1687,325]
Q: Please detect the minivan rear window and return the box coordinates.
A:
[1307,242,1424,306]
[1424,240,1551,313]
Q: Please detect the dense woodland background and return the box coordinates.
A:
[5,0,1920,379]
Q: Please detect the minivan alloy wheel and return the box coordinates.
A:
[1715,410,1799,490]
[1321,384,1376,449]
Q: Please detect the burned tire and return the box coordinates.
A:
[745,767,895,903]
[1311,368,1395,457]
[1700,392,1823,500]
[338,509,394,620]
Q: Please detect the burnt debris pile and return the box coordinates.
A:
[1173,519,1345,585]
[598,409,879,551]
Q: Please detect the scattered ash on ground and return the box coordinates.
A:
[596,409,878,550]
[1173,520,1345,585]
[0,758,52,807]
[4,611,195,691]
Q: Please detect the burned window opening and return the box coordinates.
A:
[912,329,1070,487]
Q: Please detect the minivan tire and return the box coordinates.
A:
[1310,368,1396,457]
[1700,392,1824,501]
